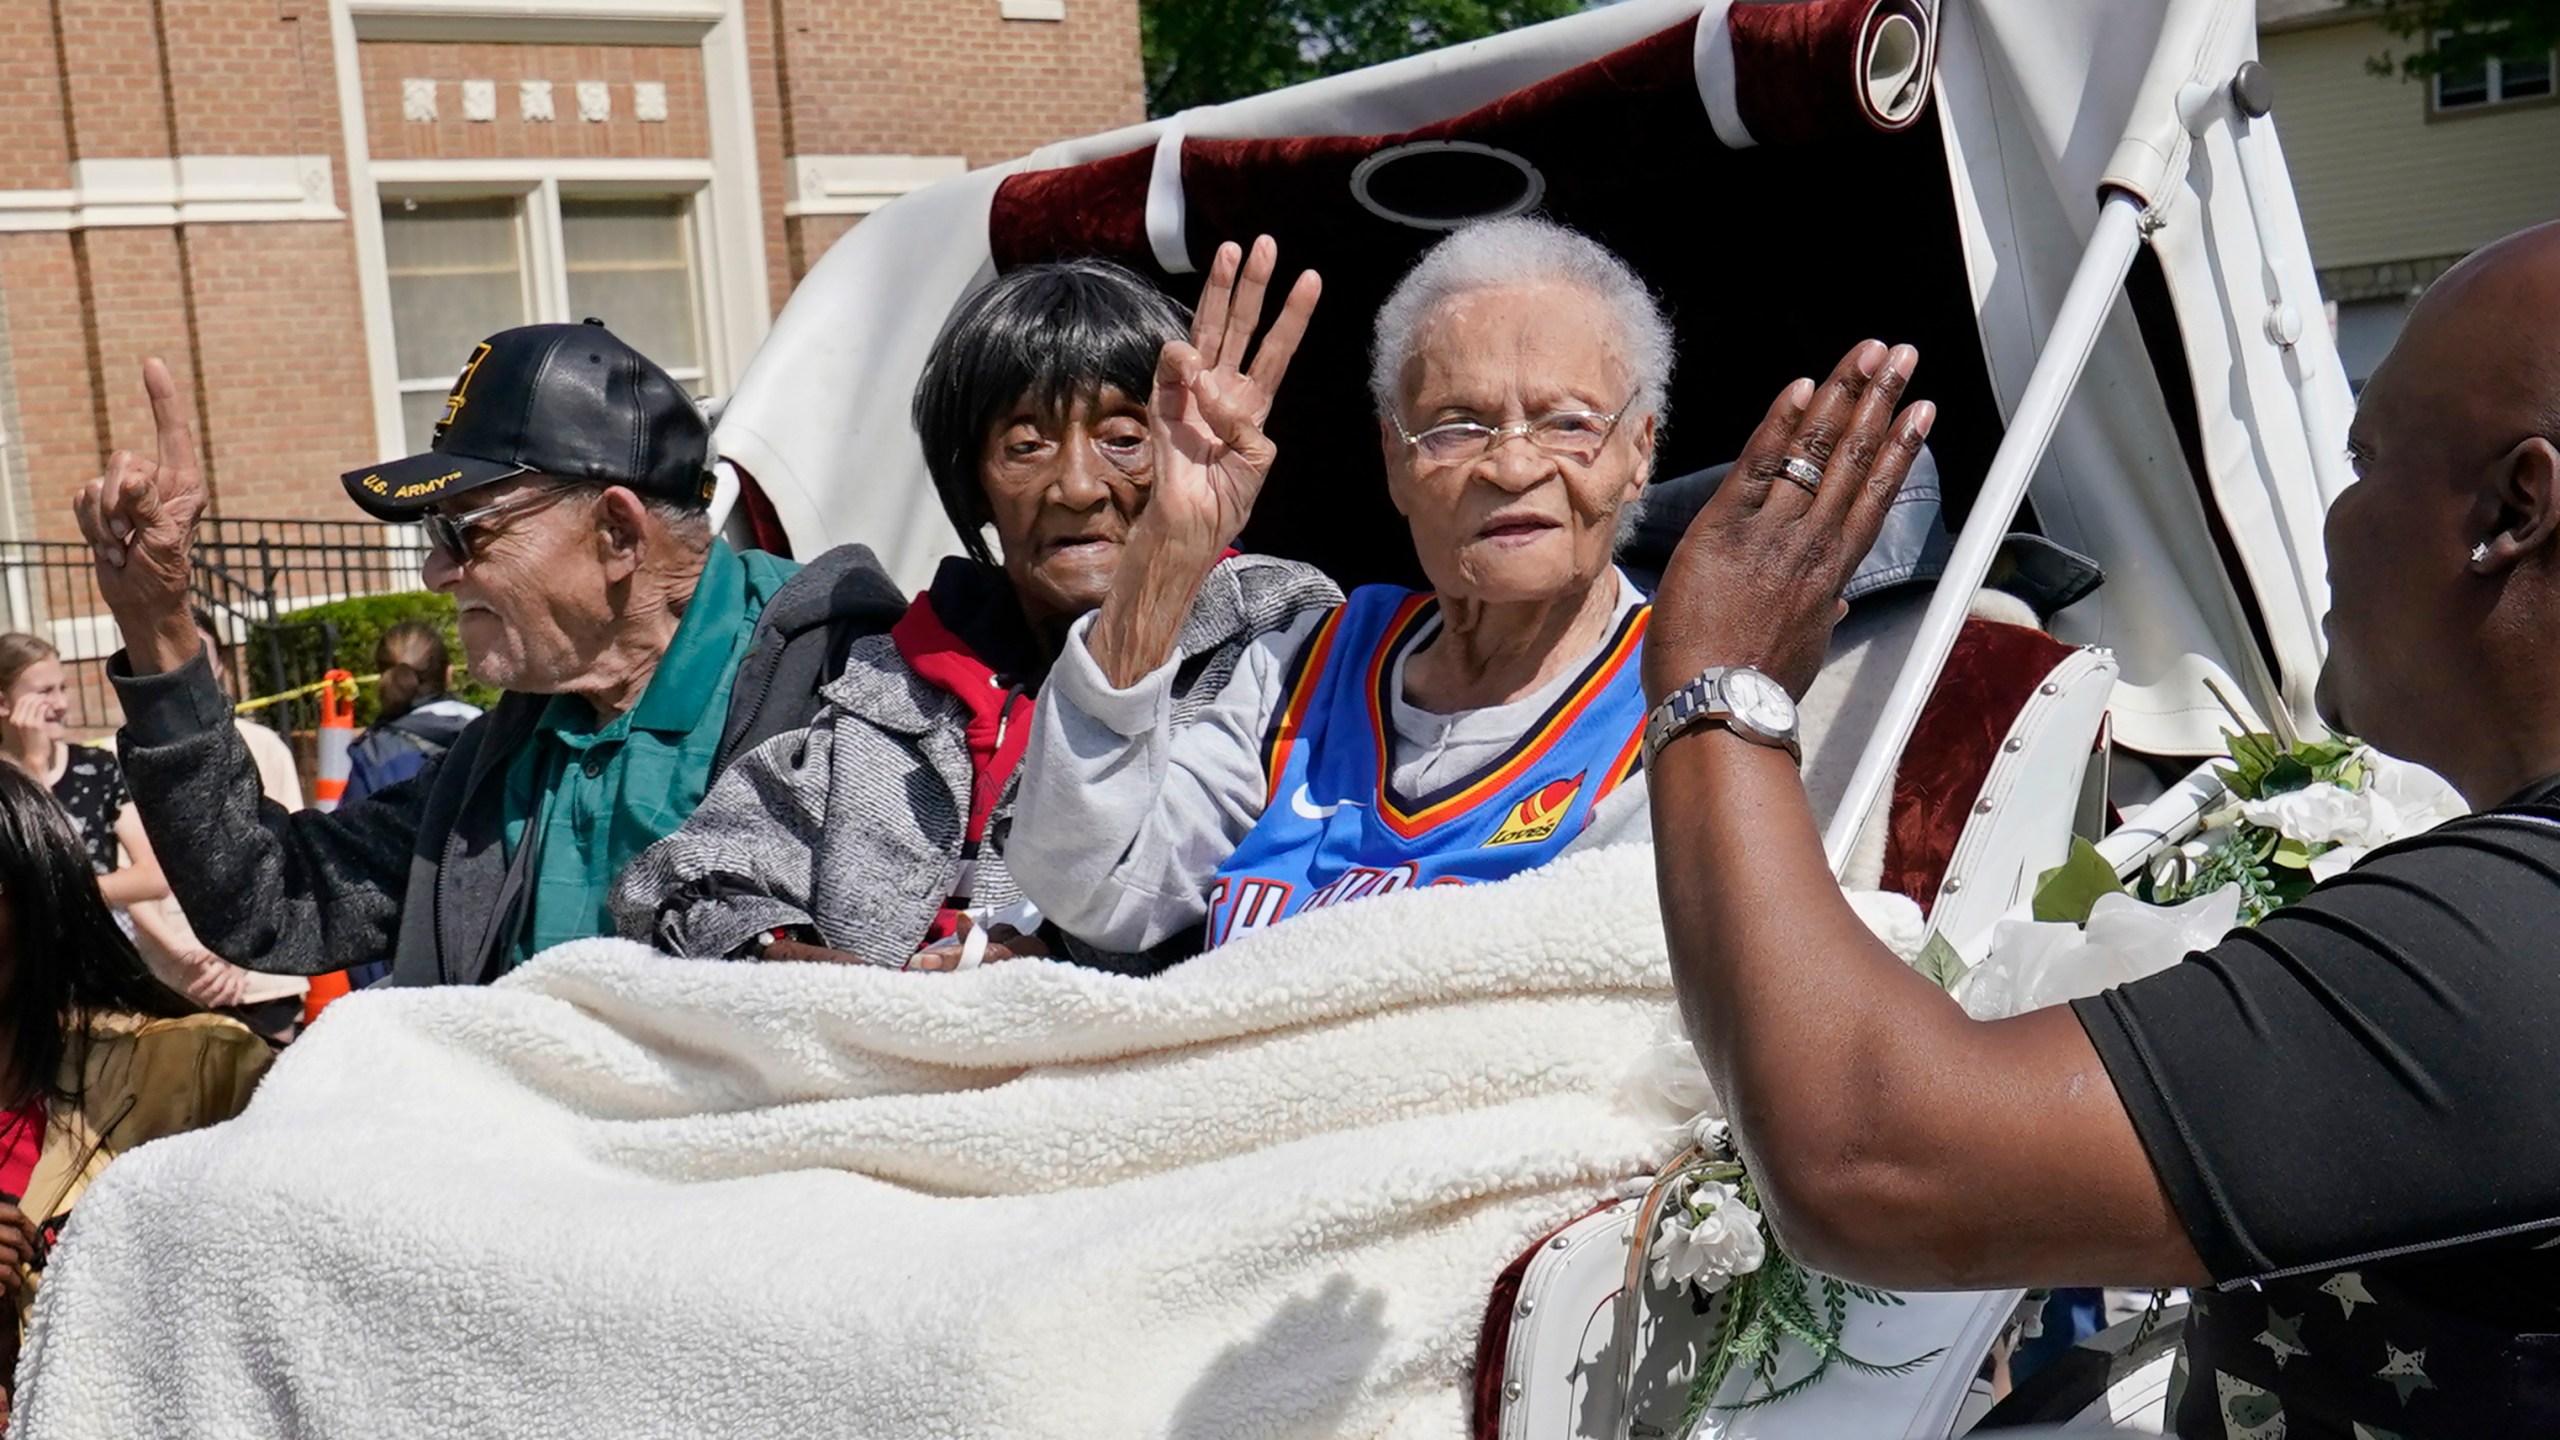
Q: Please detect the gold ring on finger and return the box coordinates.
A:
[1780,456,1824,494]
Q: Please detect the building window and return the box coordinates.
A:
[2433,35,2557,112]
[561,197,705,396]
[383,197,530,455]
[378,186,711,453]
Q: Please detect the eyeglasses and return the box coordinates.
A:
[1392,398,1635,468]
[423,484,583,564]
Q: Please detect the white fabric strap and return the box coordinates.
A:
[1691,0,1754,151]
[1145,117,1195,276]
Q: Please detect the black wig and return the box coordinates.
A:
[909,259,1189,565]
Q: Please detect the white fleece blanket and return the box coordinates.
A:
[15,847,1886,1439]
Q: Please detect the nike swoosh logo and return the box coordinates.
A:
[1291,784,1352,821]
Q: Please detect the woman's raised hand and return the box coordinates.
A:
[1089,237,1320,688]
[1,695,54,772]
[1643,341,1935,701]
[1143,235,1322,566]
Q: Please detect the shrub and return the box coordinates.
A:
[248,591,501,727]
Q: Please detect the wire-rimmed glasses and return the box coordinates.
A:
[1391,397,1635,467]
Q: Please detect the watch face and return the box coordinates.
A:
[1724,669,1798,737]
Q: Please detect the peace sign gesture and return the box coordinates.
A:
[74,359,210,674]
[1642,341,1936,701]
[1088,236,1321,687]
[1142,235,1322,565]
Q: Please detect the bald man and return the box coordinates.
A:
[1637,217,2560,1439]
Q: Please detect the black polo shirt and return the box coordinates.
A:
[2075,775,2560,1439]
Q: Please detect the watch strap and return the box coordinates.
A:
[1642,665,1802,767]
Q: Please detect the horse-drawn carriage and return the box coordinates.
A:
[15,1,2347,1435]
[706,0,2343,1432]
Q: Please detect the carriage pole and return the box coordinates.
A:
[1819,189,2150,874]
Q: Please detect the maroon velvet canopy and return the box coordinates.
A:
[989,1,2005,591]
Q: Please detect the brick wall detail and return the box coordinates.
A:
[0,0,1149,542]
[360,41,712,161]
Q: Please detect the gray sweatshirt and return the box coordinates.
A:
[615,553,1341,966]
[1009,572,1650,953]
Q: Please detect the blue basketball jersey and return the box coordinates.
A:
[1203,584,1651,948]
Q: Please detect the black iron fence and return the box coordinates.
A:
[0,518,430,756]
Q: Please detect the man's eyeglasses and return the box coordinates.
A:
[422,484,583,564]
[1391,398,1635,468]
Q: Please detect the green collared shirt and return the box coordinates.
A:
[497,540,798,968]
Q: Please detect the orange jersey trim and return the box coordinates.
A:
[1259,604,1349,802]
[1366,602,1651,841]
[1594,722,1646,807]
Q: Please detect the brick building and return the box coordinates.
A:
[0,0,1144,555]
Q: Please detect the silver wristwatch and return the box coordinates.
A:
[1642,665,1802,766]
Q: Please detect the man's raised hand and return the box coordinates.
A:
[74,359,209,674]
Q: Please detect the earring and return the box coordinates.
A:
[2471,541,2493,564]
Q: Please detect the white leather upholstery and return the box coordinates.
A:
[1925,641,2119,959]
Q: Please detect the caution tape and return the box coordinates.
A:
[233,671,379,716]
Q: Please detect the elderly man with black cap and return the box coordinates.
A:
[74,323,883,987]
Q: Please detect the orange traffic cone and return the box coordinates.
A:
[312,668,356,812]
[305,670,359,1025]
[302,969,350,1027]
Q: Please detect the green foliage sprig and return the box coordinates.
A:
[1671,1156,1939,1432]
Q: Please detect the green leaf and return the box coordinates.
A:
[1909,933,1970,992]
[2031,838,2126,924]
[2258,757,2315,796]
[2269,838,2318,871]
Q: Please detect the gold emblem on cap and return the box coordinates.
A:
[437,342,495,439]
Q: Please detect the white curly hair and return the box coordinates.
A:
[1366,215,1675,429]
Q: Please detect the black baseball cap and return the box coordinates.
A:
[341,320,715,520]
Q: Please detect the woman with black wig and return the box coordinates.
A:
[0,762,268,1403]
[614,240,1338,970]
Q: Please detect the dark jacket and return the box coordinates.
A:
[342,699,481,806]
[110,544,902,989]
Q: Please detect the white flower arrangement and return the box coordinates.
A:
[1648,1176,1769,1294]
[1959,718,2462,1020]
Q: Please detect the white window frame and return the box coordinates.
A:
[330,0,770,465]
[2430,30,2558,113]
[370,165,727,453]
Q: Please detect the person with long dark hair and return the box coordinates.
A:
[0,762,268,1405]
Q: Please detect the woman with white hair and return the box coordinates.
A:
[1008,215,1673,954]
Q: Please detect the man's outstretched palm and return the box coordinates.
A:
[76,359,209,670]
